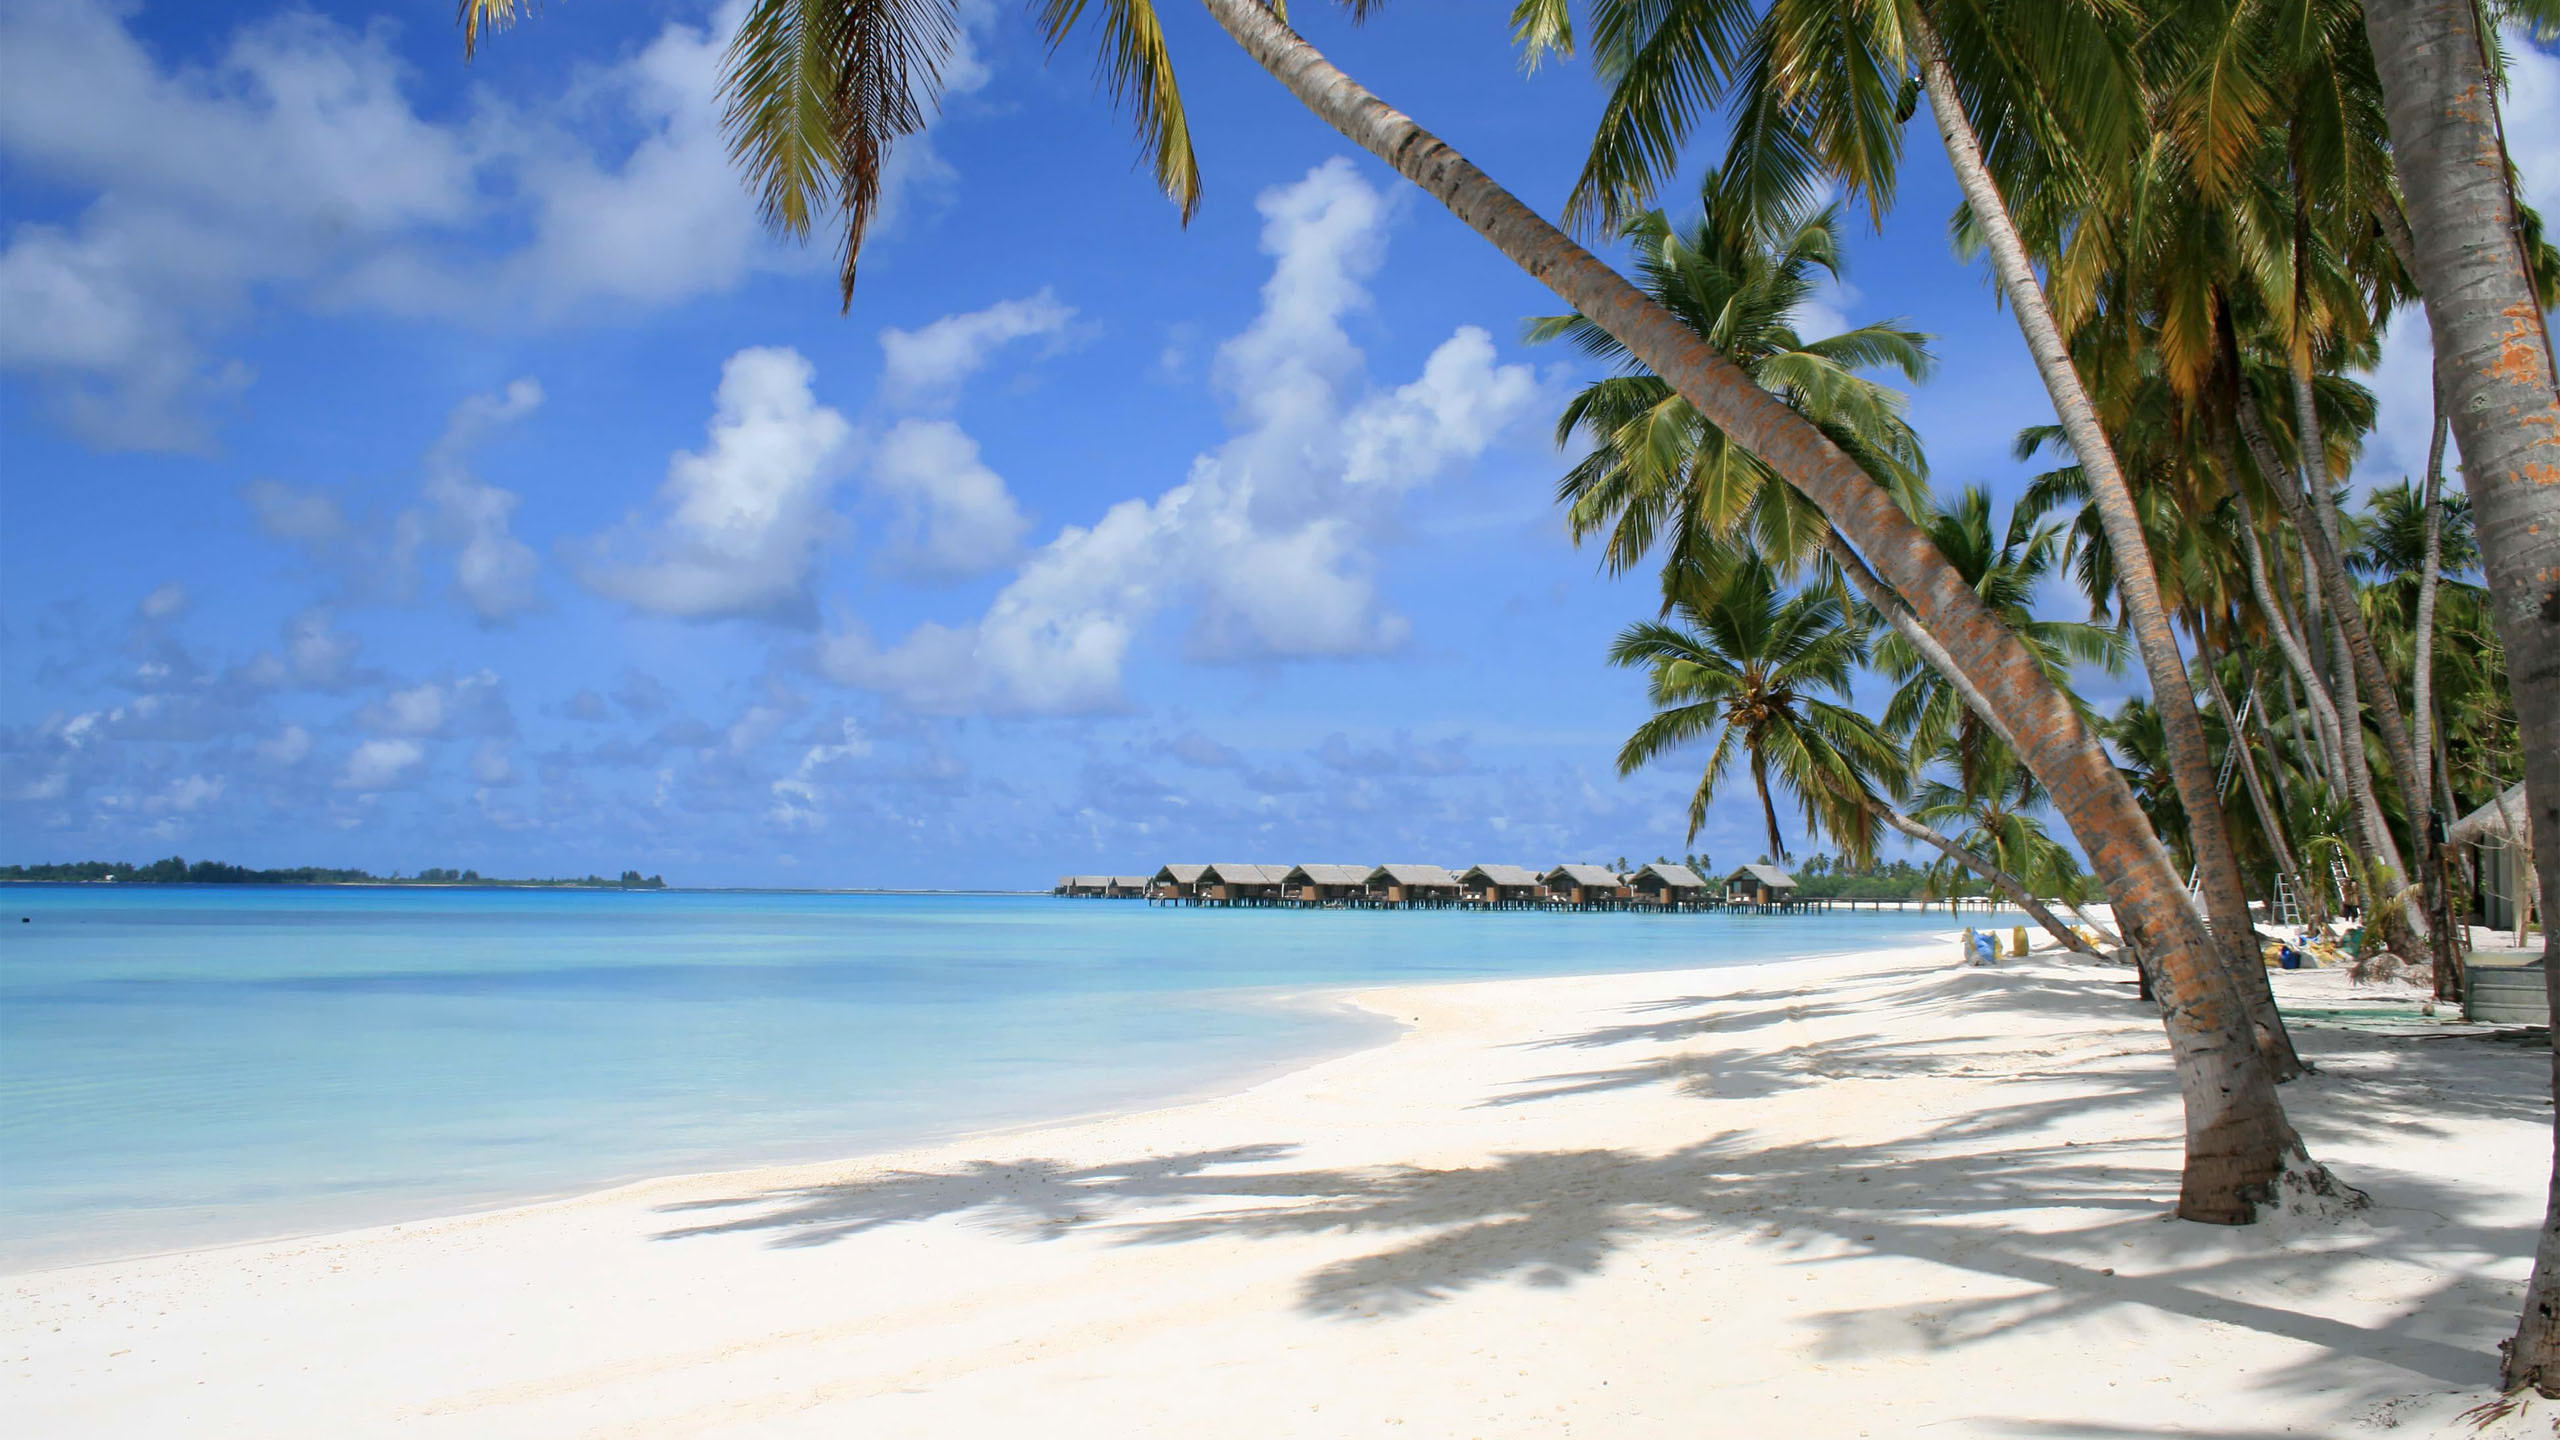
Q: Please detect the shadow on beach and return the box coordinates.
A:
[648,958,2546,1412]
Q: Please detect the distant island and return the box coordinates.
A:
[0,858,667,889]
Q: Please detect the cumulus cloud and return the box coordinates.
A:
[136,581,188,620]
[354,670,511,739]
[255,723,313,768]
[819,159,1539,715]
[578,347,855,621]
[339,737,424,790]
[866,418,1031,579]
[243,607,364,691]
[421,378,543,621]
[877,289,1075,410]
[0,0,991,451]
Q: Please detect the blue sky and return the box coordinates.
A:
[5,0,2554,887]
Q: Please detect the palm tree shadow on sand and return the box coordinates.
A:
[649,976,2545,1413]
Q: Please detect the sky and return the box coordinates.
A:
[3,0,2555,888]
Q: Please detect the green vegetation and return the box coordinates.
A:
[456,0,2560,1367]
[0,859,667,889]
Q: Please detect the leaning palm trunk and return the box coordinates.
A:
[1821,531,2019,754]
[2231,392,2417,931]
[2413,402,2455,996]
[1196,0,2335,1221]
[1870,801,2099,957]
[2276,359,2433,948]
[2360,0,2560,1392]
[2197,658,2320,937]
[1907,15,2301,1080]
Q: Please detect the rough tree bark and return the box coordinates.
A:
[2360,0,2560,1392]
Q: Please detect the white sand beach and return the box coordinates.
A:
[5,936,2551,1438]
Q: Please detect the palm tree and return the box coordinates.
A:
[1910,742,2092,921]
[1609,553,1900,865]
[1877,487,2125,790]
[455,0,2325,1224]
[1531,174,1934,585]
[1543,0,2287,1051]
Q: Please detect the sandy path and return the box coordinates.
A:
[4,940,2550,1437]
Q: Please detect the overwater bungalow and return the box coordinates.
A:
[1201,863,1291,906]
[1284,864,1370,906]
[1725,863,1802,910]
[1150,864,1211,904]
[1365,864,1461,908]
[1540,864,1626,909]
[1629,862,1711,909]
[1459,865,1545,909]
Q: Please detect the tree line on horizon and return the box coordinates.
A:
[0,858,669,890]
[461,0,2560,1389]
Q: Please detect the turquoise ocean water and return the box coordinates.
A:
[0,886,2010,1269]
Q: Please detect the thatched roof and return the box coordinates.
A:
[1462,864,1543,888]
[1110,876,1152,888]
[1726,863,1799,889]
[1633,862,1706,889]
[1153,864,1212,884]
[1286,864,1371,886]
[1542,864,1622,888]
[2450,784,2532,847]
[1368,863,1460,888]
[1204,863,1292,885]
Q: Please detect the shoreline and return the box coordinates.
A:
[10,933,2545,1437]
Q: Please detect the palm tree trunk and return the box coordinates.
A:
[1908,14,2297,1080]
[2246,678,2329,928]
[2413,400,2457,998]
[2280,347,2435,948]
[1870,801,2098,956]
[2218,435,2356,795]
[1197,0,2336,1220]
[2198,654,2318,934]
[1821,530,2020,754]
[1751,750,1787,863]
[2361,0,2560,1391]
[2232,388,2416,921]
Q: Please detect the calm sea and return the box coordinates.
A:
[0,886,2006,1269]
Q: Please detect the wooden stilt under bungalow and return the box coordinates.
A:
[1364,864,1461,909]
[1283,864,1370,906]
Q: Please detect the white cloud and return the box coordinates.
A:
[767,718,872,830]
[243,607,362,691]
[867,418,1030,579]
[136,581,188,619]
[359,682,446,737]
[255,723,313,767]
[470,738,516,785]
[877,289,1075,410]
[820,159,1539,715]
[143,774,223,814]
[0,0,994,451]
[1791,275,1860,343]
[0,0,474,449]
[339,737,423,790]
[578,347,855,621]
[421,378,543,621]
